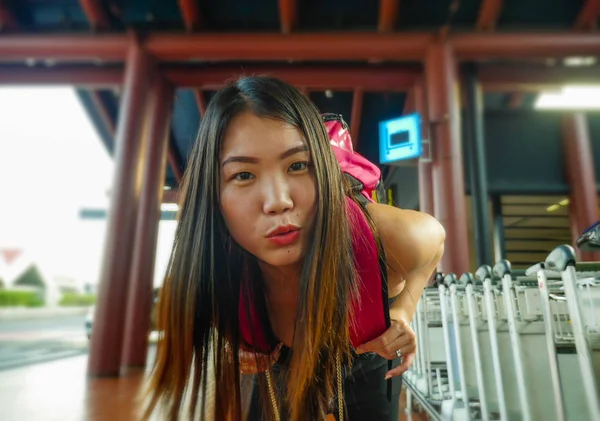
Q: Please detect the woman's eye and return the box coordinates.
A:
[289,162,308,172]
[234,172,254,181]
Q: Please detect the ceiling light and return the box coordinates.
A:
[535,85,600,110]
[546,198,570,213]
[161,203,179,212]
[563,56,597,67]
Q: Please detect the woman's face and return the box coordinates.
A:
[219,111,317,269]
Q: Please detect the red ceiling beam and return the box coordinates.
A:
[476,0,503,31]
[350,88,363,149]
[477,64,600,91]
[0,34,127,61]
[278,0,297,34]
[0,63,596,93]
[145,33,432,61]
[178,0,202,32]
[0,66,122,86]
[402,87,415,115]
[574,0,599,31]
[89,91,116,135]
[0,1,17,30]
[0,64,417,91]
[194,89,207,117]
[453,33,600,59]
[164,65,421,91]
[79,0,111,31]
[378,0,399,33]
[2,33,600,62]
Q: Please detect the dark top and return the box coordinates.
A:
[246,346,402,420]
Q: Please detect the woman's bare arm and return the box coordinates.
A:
[368,203,446,322]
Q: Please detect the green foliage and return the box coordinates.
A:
[0,290,44,307]
[59,293,96,307]
[13,266,45,288]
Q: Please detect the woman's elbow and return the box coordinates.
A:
[426,215,446,249]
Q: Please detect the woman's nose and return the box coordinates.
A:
[262,177,293,215]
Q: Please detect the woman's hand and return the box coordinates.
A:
[238,342,283,374]
[355,318,416,379]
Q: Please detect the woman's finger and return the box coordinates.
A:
[356,320,406,354]
[376,336,416,361]
[384,351,416,379]
[363,324,417,360]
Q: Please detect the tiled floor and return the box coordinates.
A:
[0,354,429,421]
[0,355,143,421]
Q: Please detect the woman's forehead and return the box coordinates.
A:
[221,112,307,158]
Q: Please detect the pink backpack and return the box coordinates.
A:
[322,113,386,205]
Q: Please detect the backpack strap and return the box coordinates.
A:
[349,193,395,400]
[343,173,371,207]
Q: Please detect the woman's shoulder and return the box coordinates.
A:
[366,203,445,277]
[366,203,443,235]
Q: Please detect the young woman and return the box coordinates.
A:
[143,76,445,421]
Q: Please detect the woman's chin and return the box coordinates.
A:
[259,249,303,269]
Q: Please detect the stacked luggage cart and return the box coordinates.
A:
[404,244,600,421]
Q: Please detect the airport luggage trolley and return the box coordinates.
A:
[404,244,600,421]
[528,245,600,421]
[405,276,452,421]
[405,274,477,421]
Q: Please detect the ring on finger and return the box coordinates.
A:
[395,348,402,359]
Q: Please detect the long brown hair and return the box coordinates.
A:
[142,76,359,420]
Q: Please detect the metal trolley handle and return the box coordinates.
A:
[475,265,492,283]
[545,245,577,272]
[493,259,511,279]
[444,273,457,287]
[577,221,600,252]
[459,272,475,286]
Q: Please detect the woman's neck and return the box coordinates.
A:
[258,261,301,347]
[258,261,301,304]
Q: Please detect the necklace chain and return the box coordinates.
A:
[265,369,281,421]
[265,352,344,421]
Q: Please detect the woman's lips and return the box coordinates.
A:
[267,229,300,246]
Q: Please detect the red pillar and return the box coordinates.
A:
[569,198,583,261]
[413,82,435,216]
[88,39,153,377]
[121,78,174,370]
[562,113,599,262]
[425,42,470,274]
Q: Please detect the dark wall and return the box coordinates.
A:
[309,91,353,125]
[587,113,600,190]
[358,92,406,166]
[388,111,600,204]
[464,111,570,195]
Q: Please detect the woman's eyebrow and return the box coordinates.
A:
[279,145,309,159]
[221,155,259,167]
[221,144,309,167]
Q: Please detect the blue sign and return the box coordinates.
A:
[378,113,422,164]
